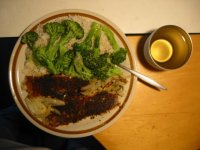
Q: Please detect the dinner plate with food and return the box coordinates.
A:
[9,9,137,138]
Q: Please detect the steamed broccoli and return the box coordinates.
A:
[73,22,109,79]
[73,22,121,80]
[82,52,109,70]
[21,31,38,49]
[73,52,93,80]
[32,47,46,65]
[66,63,80,78]
[92,59,121,80]
[21,20,124,81]
[20,31,58,74]
[64,51,93,80]
[79,23,108,70]
[102,25,127,65]
[30,22,65,74]
[43,22,65,62]
[55,50,75,73]
[32,46,58,74]
[57,22,102,80]
[59,20,84,56]
[73,22,101,53]
[43,20,85,74]
[22,21,84,75]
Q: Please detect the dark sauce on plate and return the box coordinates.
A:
[24,75,119,127]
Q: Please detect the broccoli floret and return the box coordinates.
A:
[42,20,84,74]
[93,25,101,56]
[54,20,84,75]
[102,25,127,65]
[21,31,58,73]
[21,31,38,49]
[66,63,80,78]
[32,47,57,74]
[106,64,122,77]
[79,22,122,80]
[43,22,65,62]
[61,22,102,80]
[55,50,75,73]
[62,20,84,39]
[73,52,93,80]
[73,21,108,72]
[32,47,46,66]
[59,20,84,56]
[82,52,109,70]
[92,63,110,80]
[110,48,127,65]
[73,22,101,53]
[92,60,121,80]
[29,22,65,74]
[73,22,122,80]
[64,52,93,80]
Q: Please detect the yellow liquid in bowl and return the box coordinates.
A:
[150,39,173,63]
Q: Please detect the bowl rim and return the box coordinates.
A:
[144,25,193,71]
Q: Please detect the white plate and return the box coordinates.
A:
[9,9,137,138]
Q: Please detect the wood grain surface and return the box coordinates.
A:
[95,34,200,150]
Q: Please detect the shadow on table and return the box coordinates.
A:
[135,33,163,72]
[134,34,165,91]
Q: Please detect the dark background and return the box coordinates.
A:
[0,37,18,109]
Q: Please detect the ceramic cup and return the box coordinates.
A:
[143,25,192,70]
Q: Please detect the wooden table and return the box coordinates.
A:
[95,34,200,150]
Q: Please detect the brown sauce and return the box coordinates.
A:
[24,75,119,127]
[25,75,89,99]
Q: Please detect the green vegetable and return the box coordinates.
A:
[55,50,75,73]
[32,46,46,66]
[21,20,125,81]
[43,22,65,62]
[102,25,127,65]
[27,21,84,74]
[60,51,93,80]
[73,22,100,53]
[29,22,65,74]
[73,52,93,80]
[21,31,38,49]
[91,58,121,80]
[59,20,84,56]
[78,22,107,69]
[74,22,121,80]
[72,22,107,79]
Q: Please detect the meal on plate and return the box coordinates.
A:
[20,15,128,127]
